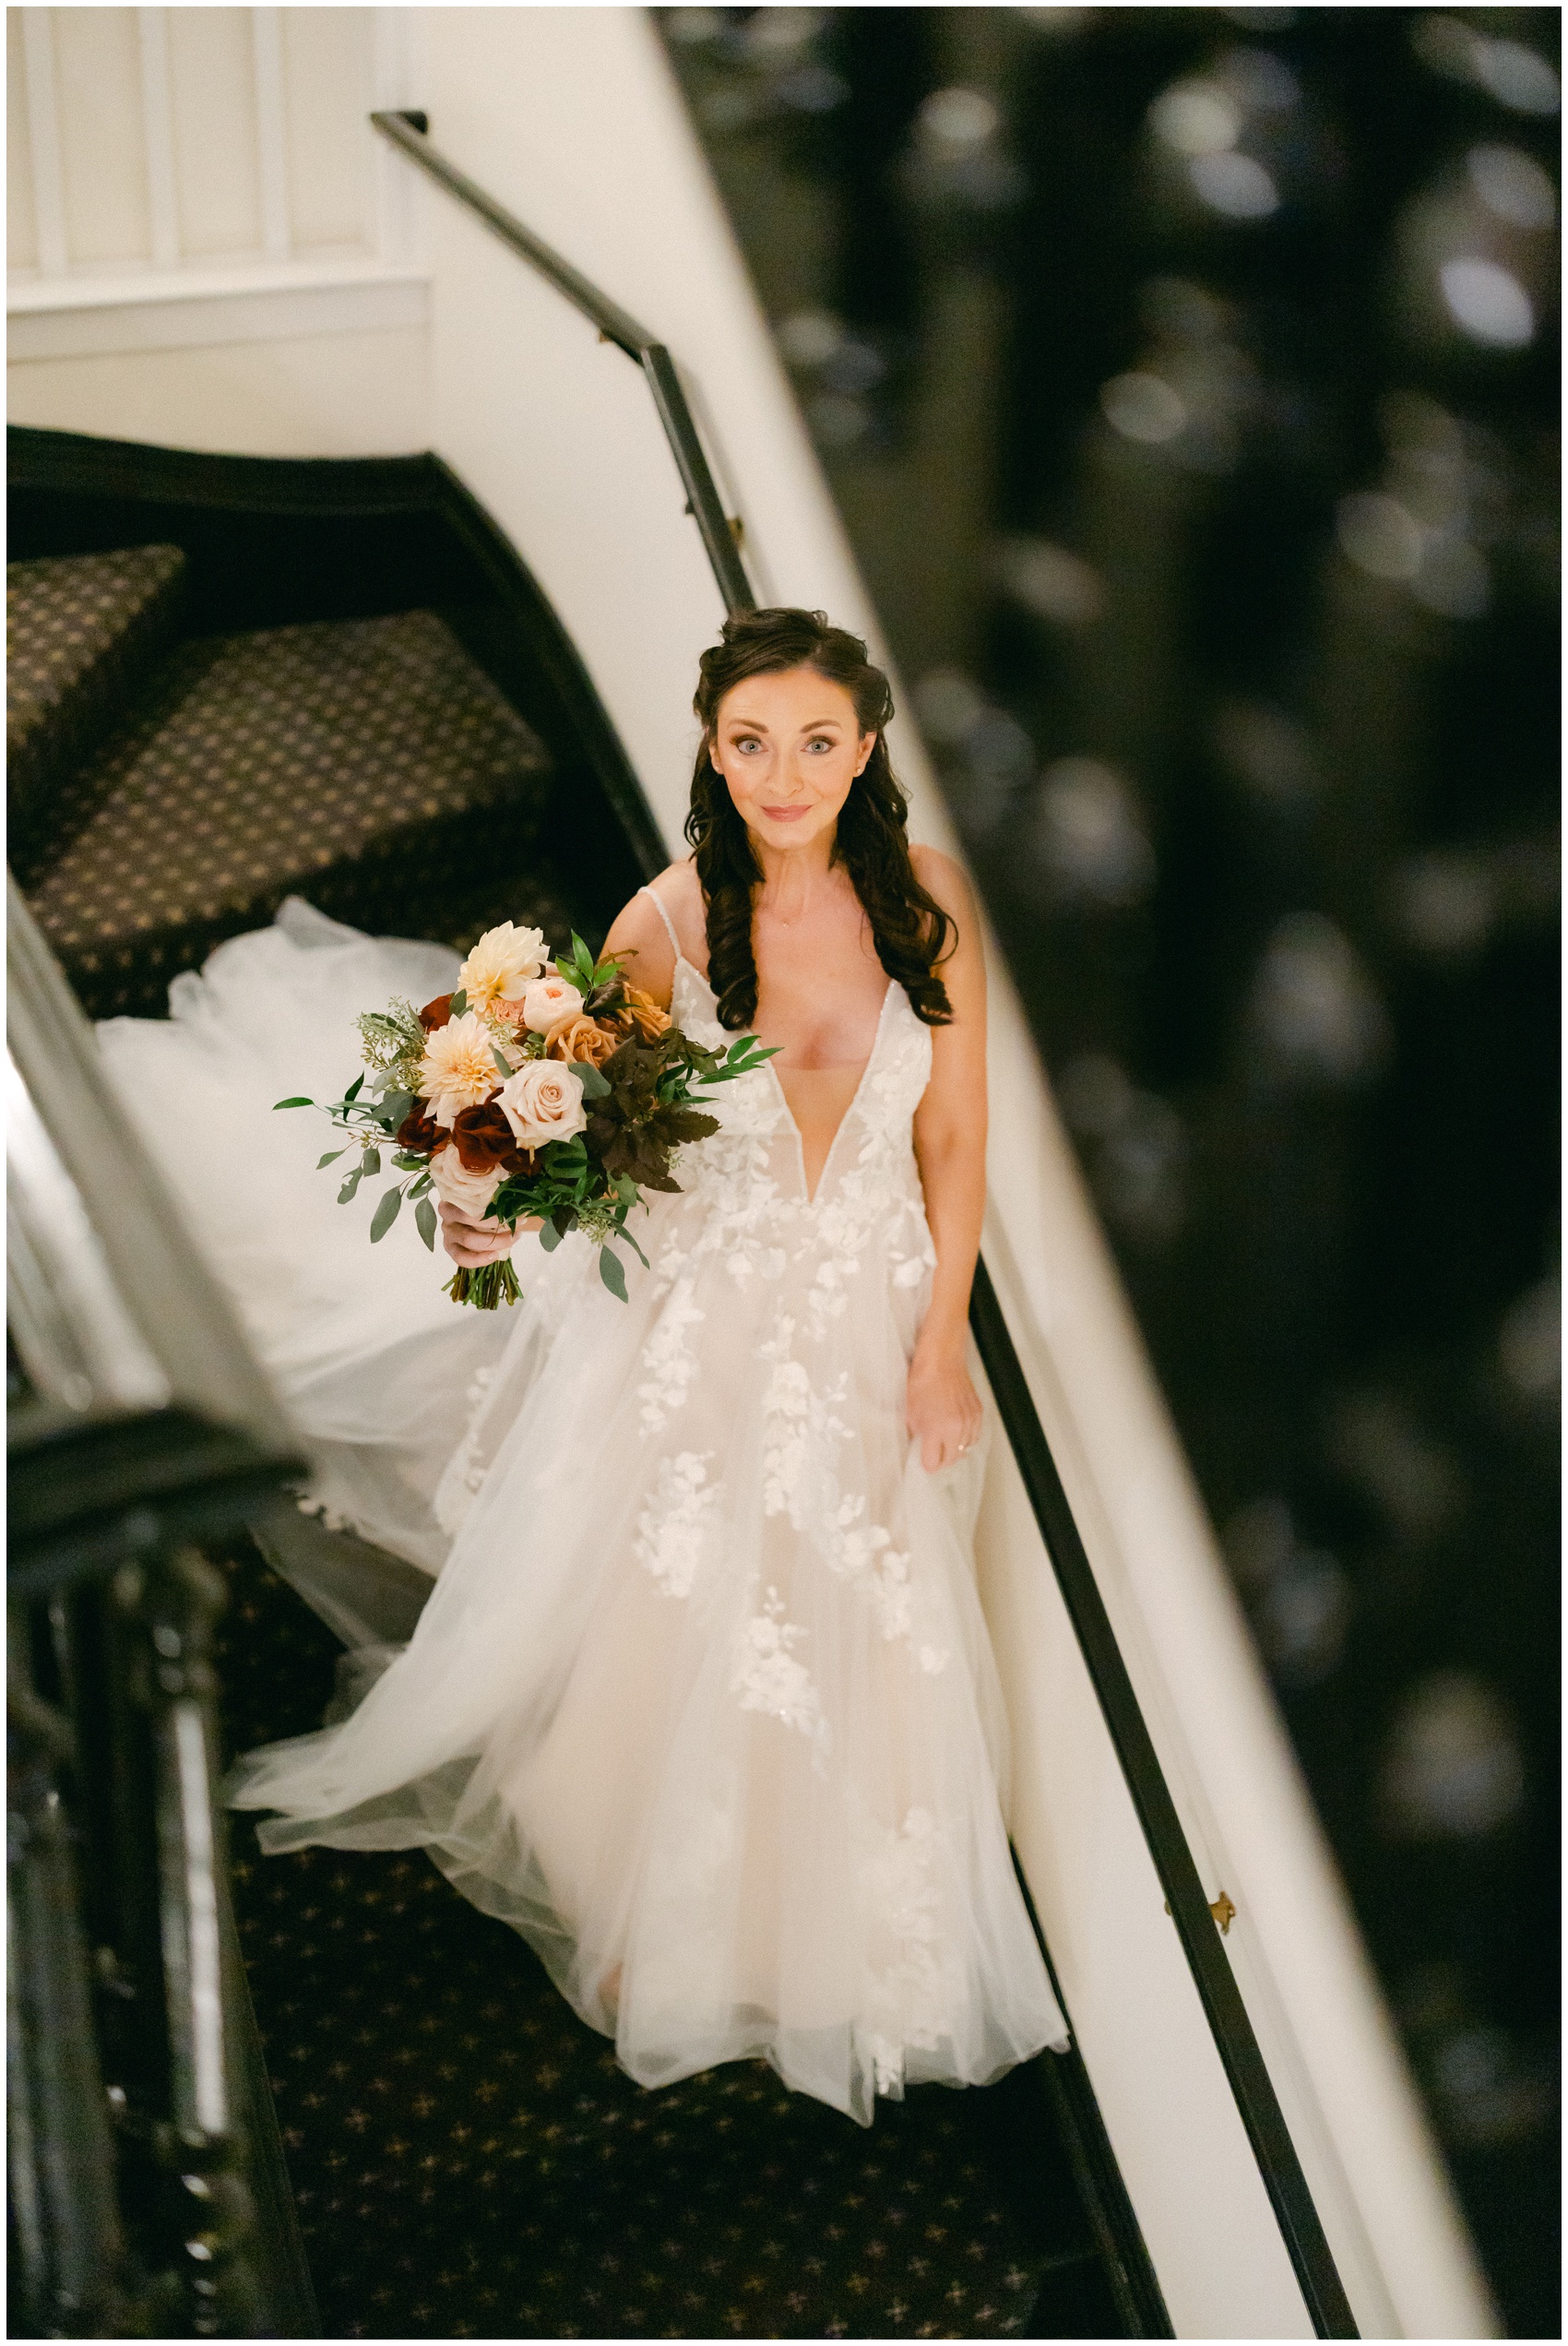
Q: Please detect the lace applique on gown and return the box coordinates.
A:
[102,899,1066,2123]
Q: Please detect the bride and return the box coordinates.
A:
[105,605,1065,2125]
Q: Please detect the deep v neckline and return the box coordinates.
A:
[675,954,897,1207]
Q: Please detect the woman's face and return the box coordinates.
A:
[709,665,874,855]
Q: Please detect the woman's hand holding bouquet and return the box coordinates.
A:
[276,921,773,1308]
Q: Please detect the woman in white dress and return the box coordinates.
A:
[118,606,1065,2126]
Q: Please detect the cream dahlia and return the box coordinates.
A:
[418,1011,505,1127]
[457,921,548,1011]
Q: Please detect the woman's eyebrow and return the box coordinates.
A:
[723,712,848,732]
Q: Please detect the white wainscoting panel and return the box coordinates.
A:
[7,5,427,419]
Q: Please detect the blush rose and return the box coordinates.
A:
[520,975,585,1033]
[427,1149,504,1221]
[496,1060,588,1150]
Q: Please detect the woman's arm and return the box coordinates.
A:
[441,873,685,1268]
[908,847,987,1472]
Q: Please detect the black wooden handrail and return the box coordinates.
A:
[371,111,754,617]
[970,1261,1357,2338]
[372,105,1357,2338]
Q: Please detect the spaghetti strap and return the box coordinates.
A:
[637,883,682,959]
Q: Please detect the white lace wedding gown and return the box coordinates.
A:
[97,893,1066,2125]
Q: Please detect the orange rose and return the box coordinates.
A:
[613,986,672,1042]
[545,1014,623,1068]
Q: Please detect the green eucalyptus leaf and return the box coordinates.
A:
[409,1173,434,1198]
[573,1060,611,1100]
[415,1196,437,1253]
[448,988,469,1018]
[492,1046,515,1078]
[316,1149,346,1170]
[538,1218,562,1253]
[598,1246,629,1304]
[361,1146,381,1176]
[338,1170,362,1205]
[275,1096,314,1110]
[369,1186,402,1243]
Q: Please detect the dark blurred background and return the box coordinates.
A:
[657,6,1559,2332]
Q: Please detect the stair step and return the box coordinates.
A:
[25,608,556,1018]
[7,543,187,861]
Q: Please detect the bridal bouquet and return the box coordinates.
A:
[276,920,773,1308]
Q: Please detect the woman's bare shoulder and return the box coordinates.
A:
[649,856,703,922]
[909,842,975,920]
[602,857,701,990]
[641,858,705,950]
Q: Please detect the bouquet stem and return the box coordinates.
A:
[444,1258,523,1311]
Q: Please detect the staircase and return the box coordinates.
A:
[7,429,1146,2340]
[7,546,569,1019]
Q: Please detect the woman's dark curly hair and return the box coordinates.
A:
[683,607,956,1031]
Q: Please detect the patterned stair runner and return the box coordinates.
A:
[213,1536,1122,2340]
[8,563,571,1017]
[7,542,188,873]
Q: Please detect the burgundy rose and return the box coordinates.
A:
[418,993,454,1033]
[451,1100,539,1179]
[396,1100,447,1157]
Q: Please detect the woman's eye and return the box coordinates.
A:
[806,738,832,753]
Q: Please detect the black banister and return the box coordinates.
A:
[372,103,1357,2339]
[371,111,754,617]
[970,1260,1358,2338]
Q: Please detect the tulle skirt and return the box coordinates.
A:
[99,896,514,1569]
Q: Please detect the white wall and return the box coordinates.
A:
[7,321,428,458]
